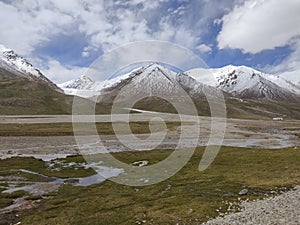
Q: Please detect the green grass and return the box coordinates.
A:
[0,156,95,179]
[131,95,300,120]
[0,146,299,224]
[0,122,181,136]
[225,98,300,120]
[0,71,73,115]
[0,190,32,209]
[283,127,300,131]
[229,132,252,138]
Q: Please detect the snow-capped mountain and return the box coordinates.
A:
[187,65,300,101]
[59,75,95,89]
[0,44,60,91]
[58,75,97,97]
[0,45,42,77]
[0,45,83,114]
[60,63,299,102]
[97,63,224,106]
[265,74,300,95]
[58,70,135,98]
[59,63,220,101]
[103,63,208,96]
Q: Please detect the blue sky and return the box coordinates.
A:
[0,0,299,83]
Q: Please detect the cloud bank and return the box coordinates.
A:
[0,0,299,83]
[217,0,300,54]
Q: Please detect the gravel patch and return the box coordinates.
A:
[203,186,300,225]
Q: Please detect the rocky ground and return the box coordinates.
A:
[203,186,300,225]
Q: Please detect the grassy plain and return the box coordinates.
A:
[0,146,299,224]
[0,122,181,136]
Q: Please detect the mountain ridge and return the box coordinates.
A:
[0,44,299,118]
[0,44,61,92]
[186,65,300,101]
[60,64,300,102]
[0,44,110,115]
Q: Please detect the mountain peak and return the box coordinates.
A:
[132,63,178,83]
[139,63,171,75]
[0,44,12,53]
[187,65,300,101]
[59,75,95,90]
[79,74,94,82]
[0,44,42,77]
[215,65,262,76]
[0,44,61,91]
[145,62,165,69]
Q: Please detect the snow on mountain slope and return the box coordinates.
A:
[187,65,300,100]
[58,75,96,98]
[114,64,200,95]
[0,44,61,91]
[97,63,222,105]
[60,63,219,100]
[58,70,133,98]
[266,74,300,95]
[185,68,218,87]
[60,63,299,102]
[118,63,178,94]
[59,75,95,89]
[0,44,42,77]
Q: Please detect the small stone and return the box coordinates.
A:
[239,189,248,195]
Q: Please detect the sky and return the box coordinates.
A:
[0,0,300,83]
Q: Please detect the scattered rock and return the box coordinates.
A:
[132,161,149,167]
[238,189,248,195]
[203,186,300,225]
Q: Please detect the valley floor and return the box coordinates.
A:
[0,114,299,161]
[0,114,299,224]
[0,147,299,225]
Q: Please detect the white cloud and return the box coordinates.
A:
[40,59,89,83]
[153,16,198,49]
[213,18,222,26]
[0,0,185,57]
[0,1,74,55]
[263,39,300,76]
[217,0,300,54]
[0,0,232,56]
[81,51,90,58]
[82,41,206,84]
[81,46,93,58]
[0,0,238,82]
[128,0,169,10]
[196,44,212,54]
